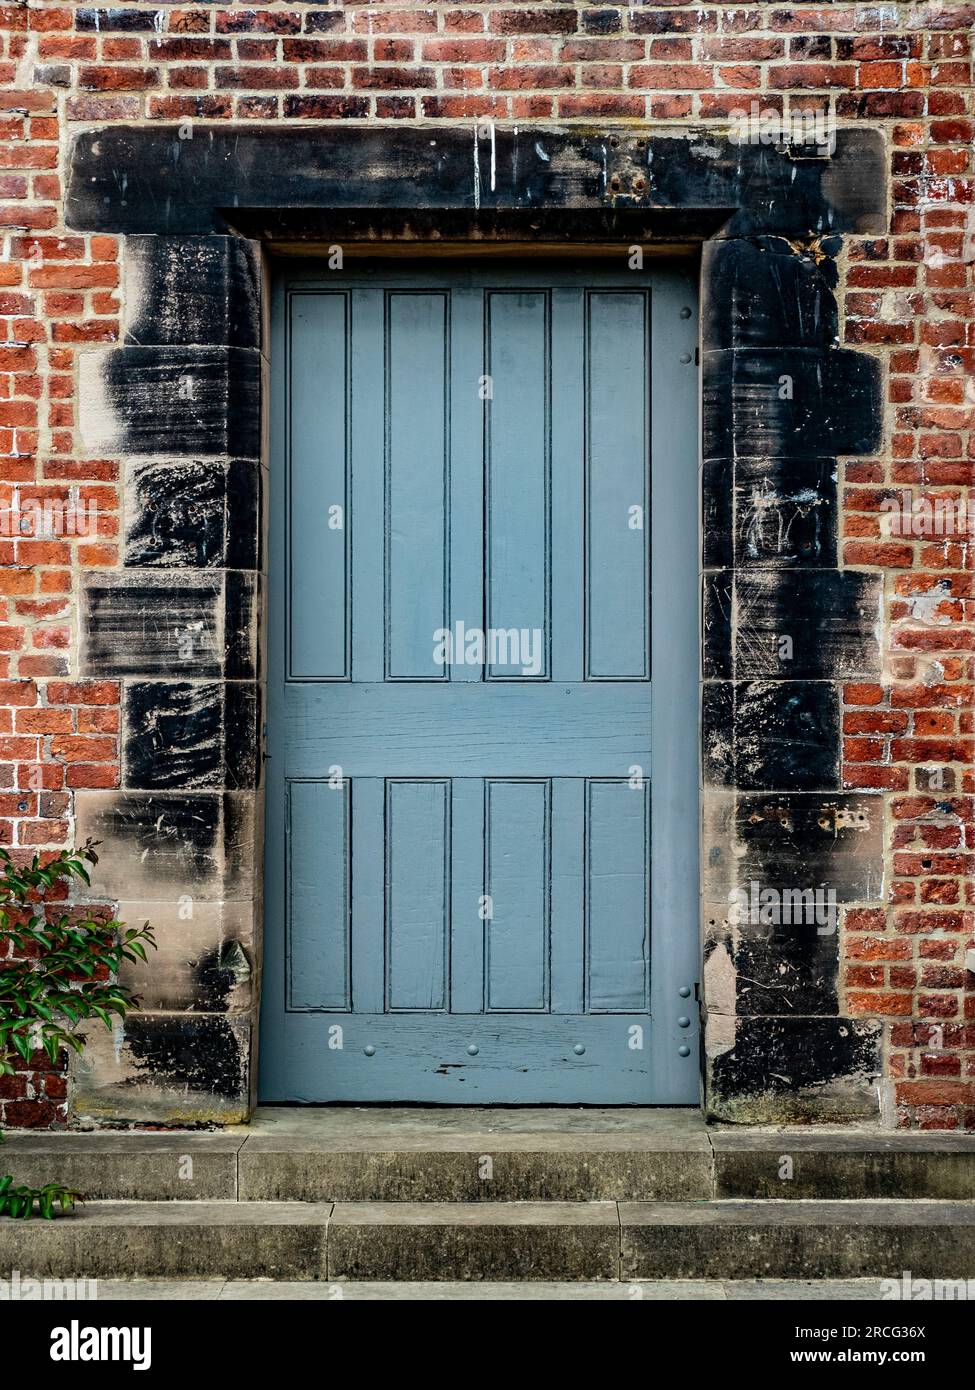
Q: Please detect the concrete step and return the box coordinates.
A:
[621,1200,975,1282]
[4,1125,975,1201]
[2,1200,974,1282]
[712,1131,975,1201]
[237,1133,713,1202]
[1,1133,241,1202]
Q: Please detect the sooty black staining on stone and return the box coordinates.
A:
[734,928,841,1017]
[702,683,735,785]
[702,238,840,352]
[224,571,260,681]
[65,126,885,239]
[226,461,262,571]
[695,199,886,1119]
[703,574,733,680]
[75,791,256,899]
[125,459,260,570]
[82,573,230,679]
[82,571,258,681]
[733,793,884,900]
[80,345,261,459]
[83,573,223,678]
[123,682,222,791]
[709,1017,882,1117]
[702,459,733,569]
[703,348,882,460]
[77,792,219,895]
[123,1015,245,1101]
[192,940,252,1012]
[736,456,838,569]
[704,457,839,570]
[124,235,261,350]
[736,681,840,790]
[224,681,261,791]
[703,681,840,791]
[125,461,223,569]
[734,569,882,680]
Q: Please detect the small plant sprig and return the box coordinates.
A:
[0,840,155,1077]
[0,839,156,1219]
[0,1175,81,1220]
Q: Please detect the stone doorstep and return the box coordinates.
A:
[2,1201,975,1283]
[3,1114,975,1202]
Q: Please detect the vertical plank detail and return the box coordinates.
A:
[585,290,651,680]
[288,292,350,679]
[484,290,551,680]
[350,777,386,1013]
[385,780,451,1010]
[385,292,450,680]
[449,776,486,1013]
[286,779,350,1010]
[485,778,551,1011]
[586,778,650,1011]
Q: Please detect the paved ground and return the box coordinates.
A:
[92,1278,890,1300]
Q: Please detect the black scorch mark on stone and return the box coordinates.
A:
[123,1015,245,1100]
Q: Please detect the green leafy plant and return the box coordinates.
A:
[0,1175,80,1219]
[0,840,155,1218]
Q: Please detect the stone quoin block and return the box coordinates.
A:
[703,456,839,571]
[123,235,261,350]
[729,792,885,902]
[701,237,841,352]
[78,345,262,459]
[731,570,883,681]
[114,900,256,1014]
[81,571,259,681]
[124,458,262,571]
[702,680,841,790]
[733,928,842,1018]
[122,680,261,792]
[702,574,733,681]
[73,790,257,902]
[702,348,883,460]
[707,1016,883,1124]
[701,458,733,570]
[72,1013,253,1124]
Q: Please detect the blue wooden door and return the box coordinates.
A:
[261,262,699,1103]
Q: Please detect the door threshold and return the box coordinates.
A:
[248,1105,705,1138]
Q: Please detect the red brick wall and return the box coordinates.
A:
[1,1,972,1129]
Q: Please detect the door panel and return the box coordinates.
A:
[586,290,650,679]
[385,291,449,681]
[287,292,349,680]
[261,261,699,1104]
[386,778,450,1012]
[484,291,550,678]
